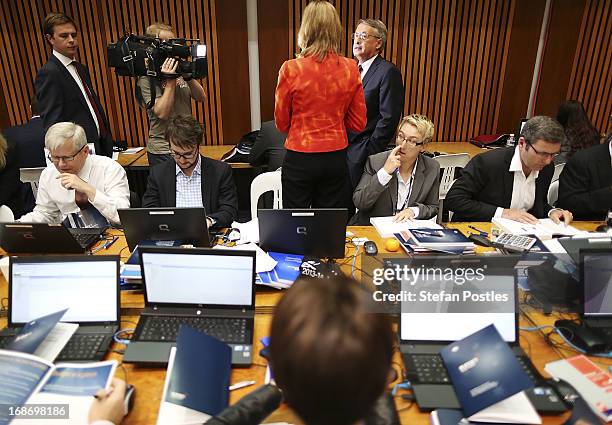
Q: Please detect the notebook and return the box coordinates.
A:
[580,249,612,346]
[123,247,255,366]
[0,223,104,253]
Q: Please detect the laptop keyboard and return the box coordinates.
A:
[71,232,102,249]
[138,316,249,344]
[407,354,537,384]
[56,334,107,361]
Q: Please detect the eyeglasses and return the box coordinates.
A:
[47,144,85,163]
[526,140,559,159]
[396,134,425,146]
[351,32,381,41]
[170,149,198,160]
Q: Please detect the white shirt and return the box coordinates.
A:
[53,50,100,135]
[494,146,538,218]
[18,154,130,224]
[359,54,378,79]
[609,140,612,167]
[376,158,420,217]
[175,155,203,208]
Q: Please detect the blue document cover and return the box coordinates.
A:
[7,309,68,354]
[258,252,303,287]
[440,324,534,417]
[408,228,472,247]
[166,325,231,416]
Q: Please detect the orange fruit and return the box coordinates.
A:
[385,238,400,252]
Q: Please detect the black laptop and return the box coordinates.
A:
[118,207,211,251]
[0,255,120,361]
[580,248,612,345]
[123,247,255,366]
[0,223,104,253]
[258,208,347,258]
[559,237,612,263]
[391,256,566,414]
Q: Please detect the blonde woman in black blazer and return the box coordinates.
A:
[350,114,440,225]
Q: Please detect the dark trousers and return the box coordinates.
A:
[282,149,349,209]
[147,152,173,167]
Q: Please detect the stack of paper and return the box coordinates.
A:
[394,228,475,254]
[370,216,442,238]
[492,217,583,240]
[256,252,303,290]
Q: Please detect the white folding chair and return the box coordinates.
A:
[0,205,14,222]
[433,153,471,223]
[548,180,560,206]
[19,167,45,200]
[552,163,565,182]
[250,170,282,219]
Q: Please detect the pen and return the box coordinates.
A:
[468,225,487,235]
[105,236,118,250]
[229,380,256,391]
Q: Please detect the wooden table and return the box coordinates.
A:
[129,145,251,169]
[1,223,609,424]
[116,149,147,167]
[427,141,484,158]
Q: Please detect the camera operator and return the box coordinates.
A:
[137,23,206,166]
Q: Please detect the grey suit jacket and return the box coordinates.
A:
[350,151,440,225]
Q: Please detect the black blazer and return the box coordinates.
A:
[3,117,46,168]
[350,151,440,225]
[347,55,404,188]
[0,138,25,217]
[445,146,554,221]
[142,155,238,227]
[34,55,113,157]
[249,120,287,171]
[557,142,612,220]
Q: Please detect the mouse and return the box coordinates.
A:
[124,384,135,415]
[554,320,607,353]
[364,241,378,256]
[545,378,579,408]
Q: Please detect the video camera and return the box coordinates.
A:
[107,34,207,80]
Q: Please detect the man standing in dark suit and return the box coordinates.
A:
[557,134,612,220]
[34,12,113,157]
[142,116,238,228]
[445,116,573,224]
[3,95,46,168]
[347,19,404,189]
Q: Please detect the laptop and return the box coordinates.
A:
[392,256,566,413]
[258,208,347,258]
[123,247,255,366]
[0,256,120,361]
[118,207,211,251]
[580,249,612,345]
[0,223,104,253]
[559,237,612,263]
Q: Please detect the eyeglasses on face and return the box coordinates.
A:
[526,140,559,159]
[47,144,86,163]
[396,134,424,146]
[351,32,381,41]
[170,149,198,160]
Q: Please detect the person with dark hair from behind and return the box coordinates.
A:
[351,114,439,225]
[248,120,287,172]
[87,275,399,425]
[35,12,114,157]
[557,133,612,220]
[3,94,46,168]
[142,115,238,228]
[555,100,601,165]
[0,133,25,218]
[445,116,574,224]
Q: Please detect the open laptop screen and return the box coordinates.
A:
[582,250,612,316]
[396,258,517,343]
[10,257,119,325]
[141,249,255,307]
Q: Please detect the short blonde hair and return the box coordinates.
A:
[398,114,435,144]
[45,122,87,152]
[145,22,175,38]
[297,1,342,61]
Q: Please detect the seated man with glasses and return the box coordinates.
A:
[142,115,238,228]
[18,122,130,224]
[445,115,573,224]
[350,114,440,224]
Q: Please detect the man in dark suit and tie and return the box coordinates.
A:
[557,134,612,220]
[445,116,573,224]
[347,19,404,190]
[142,115,238,228]
[34,12,113,157]
[3,95,46,168]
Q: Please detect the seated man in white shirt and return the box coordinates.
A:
[445,116,573,224]
[18,122,130,225]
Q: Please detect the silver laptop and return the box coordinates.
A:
[123,247,255,366]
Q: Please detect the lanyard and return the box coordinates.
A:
[394,158,418,215]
